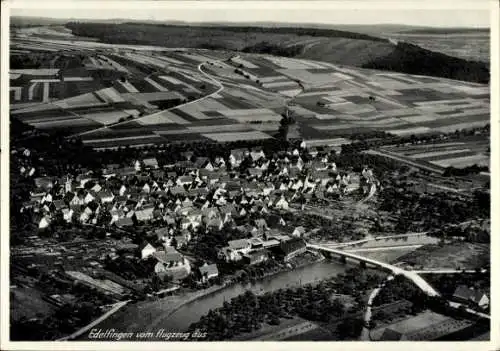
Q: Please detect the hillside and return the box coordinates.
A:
[63,22,489,83]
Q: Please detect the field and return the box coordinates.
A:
[380,138,490,169]
[370,310,473,341]
[10,24,490,153]
[393,242,490,270]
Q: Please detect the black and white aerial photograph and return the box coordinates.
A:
[1,0,497,348]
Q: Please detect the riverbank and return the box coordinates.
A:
[160,251,326,320]
[77,251,327,339]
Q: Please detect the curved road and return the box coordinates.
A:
[70,59,225,138]
[360,275,394,341]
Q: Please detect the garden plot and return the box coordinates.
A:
[203,131,273,142]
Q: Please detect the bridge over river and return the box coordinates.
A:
[307,243,441,297]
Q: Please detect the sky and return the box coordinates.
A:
[9,0,491,28]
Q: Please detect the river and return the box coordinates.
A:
[162,260,350,332]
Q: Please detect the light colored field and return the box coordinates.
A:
[218,108,273,117]
[42,82,50,102]
[203,131,272,142]
[180,52,212,63]
[329,102,376,114]
[450,85,489,95]
[95,87,126,103]
[53,93,106,109]
[265,56,314,70]
[232,57,259,68]
[11,68,60,76]
[410,148,471,159]
[431,154,489,167]
[401,115,438,123]
[259,76,288,83]
[277,69,336,85]
[195,98,229,111]
[117,80,139,93]
[32,118,96,128]
[388,126,432,136]
[434,121,490,133]
[262,81,298,89]
[158,75,184,85]
[279,89,303,97]
[322,96,347,104]
[145,77,168,92]
[138,110,190,125]
[154,55,184,65]
[313,124,355,130]
[82,110,139,125]
[303,137,351,146]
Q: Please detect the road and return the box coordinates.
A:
[412,269,487,274]
[70,57,225,138]
[358,183,377,204]
[360,275,394,341]
[344,244,423,253]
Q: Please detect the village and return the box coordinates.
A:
[11,140,376,309]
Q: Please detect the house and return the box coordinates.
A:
[244,250,269,265]
[452,285,489,308]
[153,247,191,281]
[62,208,74,223]
[267,214,286,228]
[254,218,268,232]
[98,190,115,203]
[135,206,155,222]
[292,226,306,238]
[250,149,266,162]
[229,148,247,167]
[274,238,306,261]
[139,242,156,259]
[176,176,193,187]
[38,216,51,229]
[199,263,219,283]
[143,157,159,169]
[274,196,289,210]
[219,239,252,261]
[115,217,134,228]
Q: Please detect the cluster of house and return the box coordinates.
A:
[21,145,375,231]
